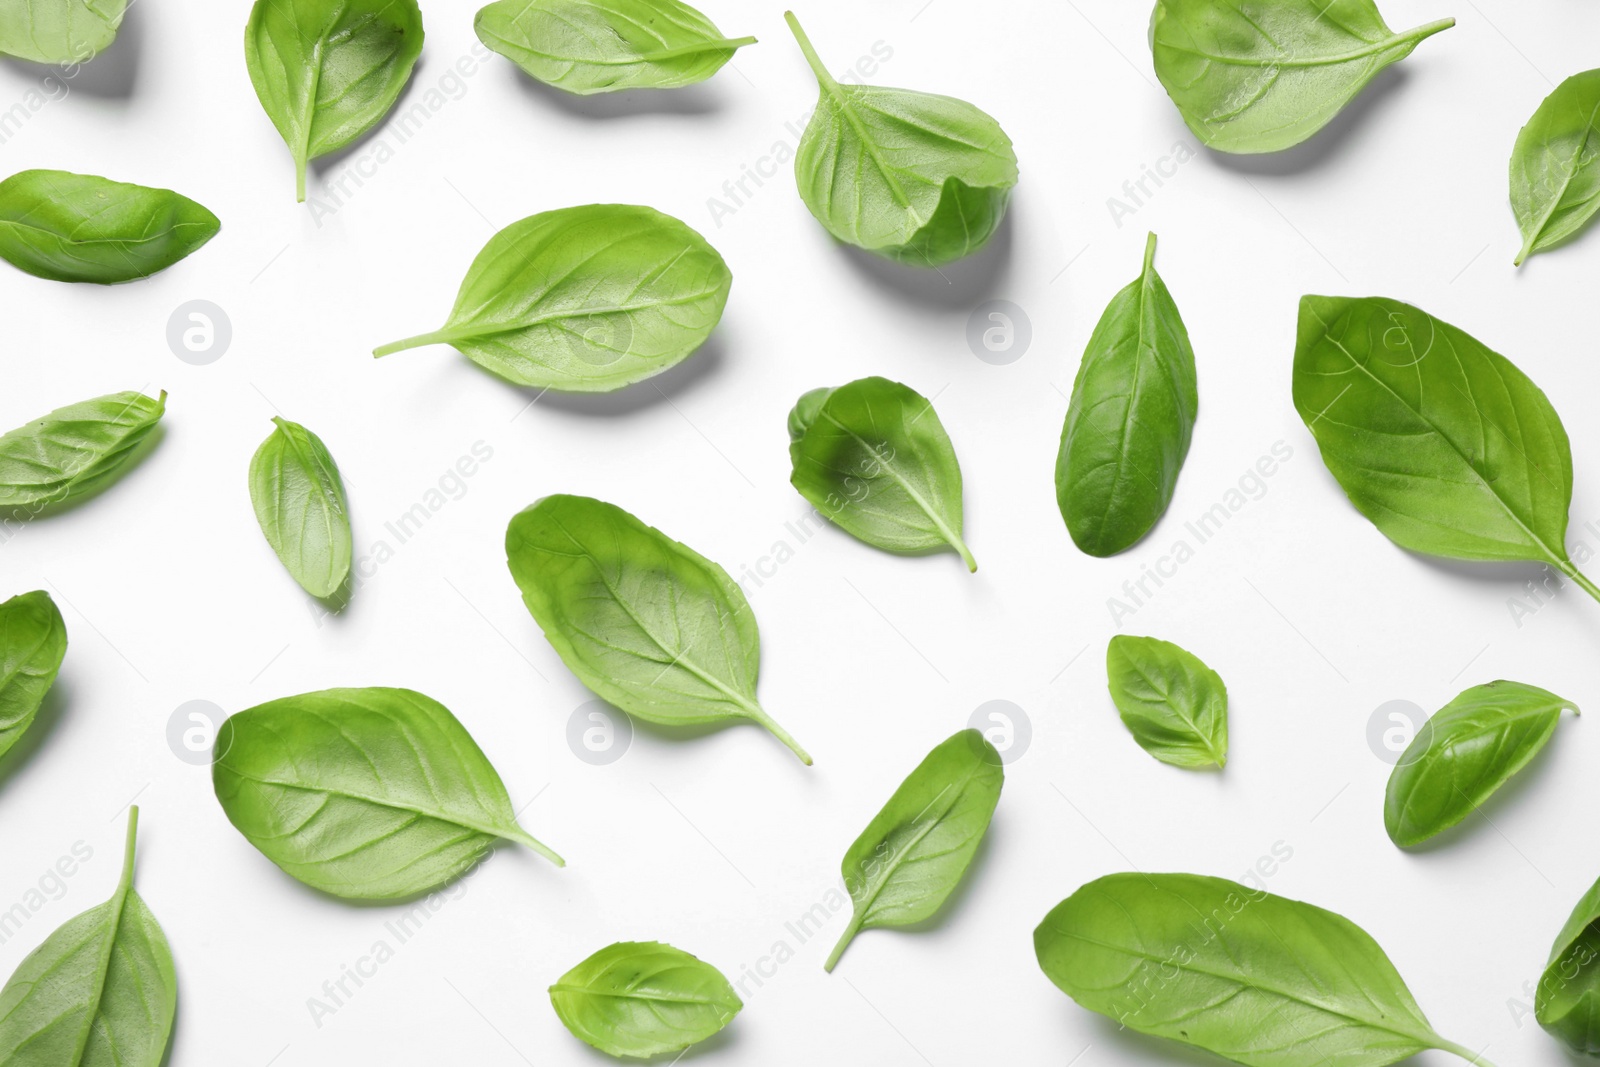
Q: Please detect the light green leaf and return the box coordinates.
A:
[1511,70,1600,265]
[0,590,67,763]
[0,390,165,517]
[248,417,352,599]
[550,942,741,1059]
[1105,634,1227,768]
[0,0,125,64]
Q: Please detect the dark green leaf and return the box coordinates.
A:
[0,390,165,518]
[0,590,67,763]
[1105,635,1227,769]
[1511,70,1600,265]
[248,417,352,599]
[0,0,125,64]
[1537,875,1600,1054]
[549,941,742,1058]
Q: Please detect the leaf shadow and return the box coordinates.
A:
[1201,66,1411,178]
[0,677,69,794]
[508,334,728,420]
[308,55,430,187]
[2,0,144,99]
[830,208,1015,309]
[499,63,725,118]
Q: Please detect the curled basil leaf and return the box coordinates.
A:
[0,590,67,763]
[0,171,219,284]
[1512,70,1600,266]
[248,417,352,599]
[788,376,976,571]
[375,204,731,393]
[1106,635,1227,769]
[506,494,811,764]
[475,0,755,95]
[550,941,742,1058]
[1537,874,1600,1053]
[0,0,125,64]
[212,687,563,900]
[0,390,165,519]
[245,0,425,202]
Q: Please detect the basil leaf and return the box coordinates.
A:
[1512,70,1600,266]
[826,729,1001,971]
[506,494,811,764]
[248,417,352,599]
[1384,680,1575,847]
[1293,296,1600,604]
[788,376,976,571]
[0,390,165,517]
[1537,875,1600,1053]
[0,807,175,1067]
[244,0,425,202]
[475,0,755,95]
[1055,233,1197,556]
[1035,872,1495,1067]
[0,170,219,284]
[212,686,562,900]
[783,12,1016,267]
[0,590,67,763]
[1105,635,1227,769]
[549,941,742,1058]
[1150,0,1454,154]
[375,204,731,393]
[0,0,125,64]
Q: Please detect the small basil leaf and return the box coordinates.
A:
[1512,70,1600,266]
[244,0,425,202]
[375,204,731,393]
[0,807,175,1067]
[1384,680,1575,847]
[1150,0,1454,154]
[826,729,1002,971]
[1105,635,1227,769]
[1537,875,1600,1053]
[787,376,977,571]
[475,0,755,95]
[248,417,352,599]
[549,941,742,1059]
[212,686,562,900]
[0,170,219,284]
[1293,296,1600,604]
[506,494,810,764]
[1035,872,1492,1067]
[0,0,125,64]
[1055,233,1197,556]
[0,590,67,763]
[0,390,165,517]
[783,11,1017,267]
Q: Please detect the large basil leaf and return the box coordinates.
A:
[1385,680,1575,847]
[475,0,755,95]
[1035,873,1492,1067]
[0,0,125,64]
[1105,635,1227,769]
[1511,70,1600,266]
[0,807,175,1067]
[788,376,976,571]
[549,941,742,1058]
[1293,296,1600,603]
[1538,875,1600,1053]
[1150,0,1454,154]
[784,12,1016,267]
[506,494,811,764]
[248,417,352,599]
[244,0,425,202]
[212,687,563,900]
[375,204,731,393]
[0,590,66,763]
[0,170,219,284]
[1055,233,1197,556]
[0,390,165,517]
[826,729,1001,971]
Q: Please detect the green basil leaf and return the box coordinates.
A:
[0,590,67,763]
[1384,680,1575,847]
[783,12,1017,267]
[375,204,731,393]
[1035,872,1494,1067]
[826,729,1001,971]
[0,808,175,1067]
[244,0,425,202]
[1537,874,1600,1053]
[212,686,562,900]
[550,941,742,1058]
[1150,0,1454,154]
[0,170,219,284]
[1105,635,1227,769]
[475,0,755,95]
[1293,296,1600,605]
[1511,70,1600,266]
[248,417,352,599]
[787,376,976,571]
[1055,233,1197,556]
[0,0,125,64]
[0,390,165,518]
[506,494,810,764]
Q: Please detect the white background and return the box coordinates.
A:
[1,0,1596,1064]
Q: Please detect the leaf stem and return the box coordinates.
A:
[746,704,813,765]
[1401,17,1456,45]
[783,11,835,89]
[1557,559,1600,605]
[373,329,456,357]
[823,912,863,972]
[505,828,567,868]
[1435,1038,1500,1067]
[1143,231,1158,275]
[119,805,139,892]
[951,535,978,573]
